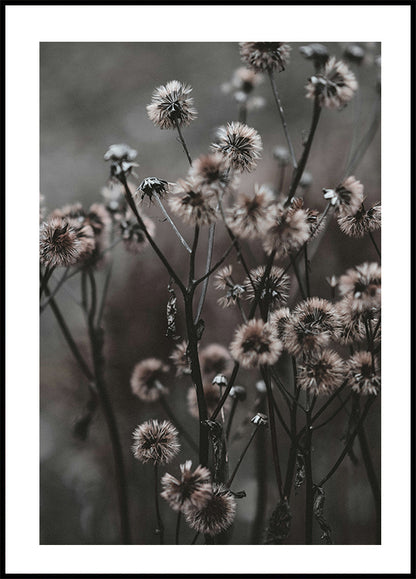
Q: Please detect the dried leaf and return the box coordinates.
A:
[313,486,333,544]
[294,451,306,493]
[263,499,292,544]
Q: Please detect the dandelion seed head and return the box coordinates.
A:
[169,178,218,226]
[184,483,236,536]
[130,358,169,402]
[161,461,212,512]
[227,184,275,239]
[244,266,290,310]
[230,319,282,369]
[211,122,262,173]
[188,153,237,197]
[347,351,380,396]
[200,344,233,378]
[298,349,345,395]
[40,217,95,268]
[239,42,291,73]
[285,298,340,356]
[263,203,310,255]
[132,419,180,465]
[306,57,358,109]
[147,80,197,130]
[338,262,381,312]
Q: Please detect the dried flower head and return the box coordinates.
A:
[289,198,325,239]
[244,266,290,310]
[170,340,191,377]
[269,307,292,343]
[212,374,228,387]
[40,217,95,268]
[251,412,268,426]
[298,349,345,395]
[338,262,381,312]
[147,80,197,130]
[119,208,155,254]
[240,42,291,73]
[161,461,212,512]
[347,351,380,395]
[306,57,358,109]
[184,483,236,536]
[200,344,233,378]
[230,319,282,369]
[299,171,313,190]
[227,184,275,239]
[229,385,247,401]
[217,284,246,309]
[130,358,169,402]
[187,382,230,418]
[104,143,139,176]
[211,122,262,173]
[169,178,218,226]
[299,43,329,69]
[222,66,263,96]
[285,298,339,356]
[263,203,310,255]
[137,177,169,203]
[337,202,381,237]
[131,419,180,465]
[214,265,234,290]
[101,180,127,216]
[334,296,373,345]
[188,153,237,197]
[323,176,364,217]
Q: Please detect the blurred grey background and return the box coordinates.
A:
[40,42,381,545]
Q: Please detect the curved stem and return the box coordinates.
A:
[285,97,321,207]
[268,71,297,168]
[154,193,192,253]
[227,425,260,487]
[119,174,186,295]
[175,120,193,166]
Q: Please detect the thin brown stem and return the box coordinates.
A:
[175,120,193,166]
[268,71,297,168]
[227,425,260,487]
[154,464,164,544]
[261,365,283,498]
[154,193,192,253]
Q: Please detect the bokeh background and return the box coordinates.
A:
[40,42,381,544]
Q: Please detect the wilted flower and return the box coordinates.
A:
[227,184,275,239]
[239,42,291,73]
[101,180,127,216]
[137,177,169,203]
[263,203,310,255]
[251,412,268,426]
[230,319,282,369]
[285,298,339,356]
[306,57,358,109]
[169,178,218,226]
[200,344,233,378]
[146,80,197,130]
[297,349,345,395]
[289,197,325,239]
[161,461,212,512]
[323,176,364,217]
[338,262,381,312]
[184,483,236,536]
[334,296,374,345]
[188,153,237,197]
[337,203,381,237]
[269,307,292,343]
[243,266,290,310]
[119,208,155,254]
[214,265,234,290]
[211,122,262,173]
[131,419,180,464]
[170,340,191,377]
[347,351,380,395]
[130,358,169,402]
[222,66,263,96]
[217,284,246,309]
[40,217,95,268]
